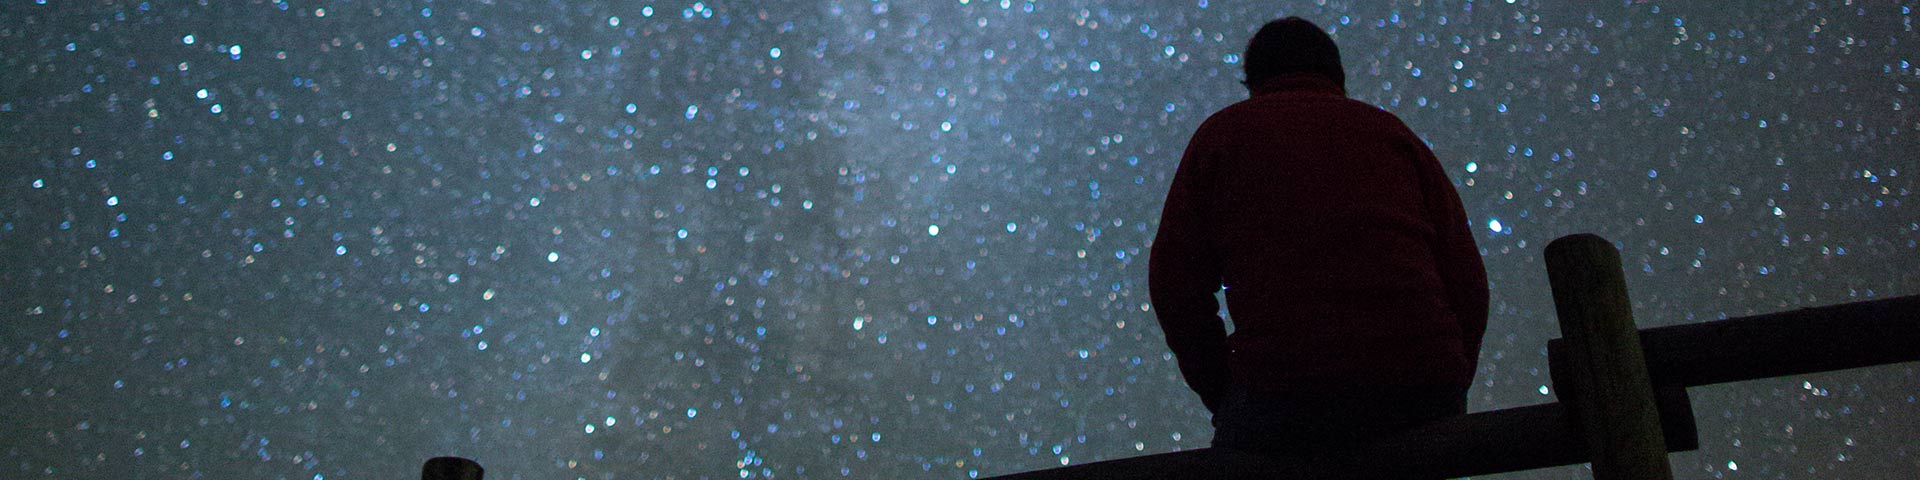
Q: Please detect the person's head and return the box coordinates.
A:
[1241,17,1344,93]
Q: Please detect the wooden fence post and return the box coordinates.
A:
[1544,234,1673,480]
[421,456,484,480]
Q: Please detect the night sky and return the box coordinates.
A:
[3,1,1916,478]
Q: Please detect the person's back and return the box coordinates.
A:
[1148,17,1489,460]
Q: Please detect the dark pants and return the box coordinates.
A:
[1210,385,1467,478]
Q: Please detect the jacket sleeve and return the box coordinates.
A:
[1416,141,1490,363]
[1148,130,1231,414]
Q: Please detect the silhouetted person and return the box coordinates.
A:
[1149,17,1489,466]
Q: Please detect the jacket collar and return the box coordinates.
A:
[1248,73,1346,98]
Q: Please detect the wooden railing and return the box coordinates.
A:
[420,234,1920,480]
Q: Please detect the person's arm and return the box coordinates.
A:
[1149,130,1230,413]
[1416,142,1490,361]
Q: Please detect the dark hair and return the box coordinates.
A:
[1241,17,1344,90]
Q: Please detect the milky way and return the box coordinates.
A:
[3,1,1915,478]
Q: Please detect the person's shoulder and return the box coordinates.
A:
[1212,94,1415,130]
[1321,96,1423,136]
[1219,93,1392,116]
[1188,101,1259,139]
[1198,98,1269,126]
[1193,94,1328,129]
[1326,96,1412,123]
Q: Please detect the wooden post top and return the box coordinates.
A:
[1544,234,1675,480]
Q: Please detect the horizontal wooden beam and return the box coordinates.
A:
[1549,295,1920,388]
[986,390,1696,480]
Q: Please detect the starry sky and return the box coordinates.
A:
[2,1,1915,478]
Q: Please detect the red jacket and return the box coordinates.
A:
[1148,74,1488,411]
